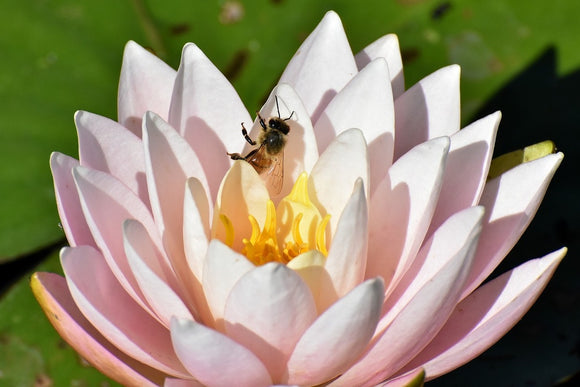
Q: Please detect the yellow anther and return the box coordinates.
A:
[292,213,305,247]
[219,214,235,247]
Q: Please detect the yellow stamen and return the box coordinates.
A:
[217,172,331,266]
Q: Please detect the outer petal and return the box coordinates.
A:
[461,153,564,298]
[168,43,252,199]
[143,111,210,266]
[241,84,319,198]
[50,152,94,247]
[308,128,369,234]
[31,272,165,386]
[118,41,176,135]
[171,318,272,387]
[123,219,194,327]
[367,137,449,293]
[202,240,255,329]
[394,65,460,159]
[378,368,425,387]
[334,207,482,386]
[75,110,149,207]
[73,166,171,309]
[279,11,357,121]
[321,179,368,308]
[181,177,213,325]
[285,278,385,386]
[224,263,317,381]
[355,34,404,99]
[61,246,189,377]
[164,379,204,387]
[402,248,566,379]
[426,112,500,238]
[314,58,395,193]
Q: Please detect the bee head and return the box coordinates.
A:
[268,118,290,135]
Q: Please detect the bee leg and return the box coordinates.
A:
[241,123,257,145]
[228,152,245,160]
[257,112,267,130]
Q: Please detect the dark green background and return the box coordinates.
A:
[1,0,578,385]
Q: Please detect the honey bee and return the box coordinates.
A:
[228,97,294,195]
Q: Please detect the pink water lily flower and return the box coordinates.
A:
[32,11,565,387]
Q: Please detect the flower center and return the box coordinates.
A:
[220,172,330,265]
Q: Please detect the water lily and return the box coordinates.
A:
[32,11,565,387]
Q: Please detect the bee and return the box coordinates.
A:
[228,97,294,195]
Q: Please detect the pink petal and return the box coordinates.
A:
[123,219,194,327]
[367,137,449,293]
[182,177,213,325]
[240,84,319,198]
[286,251,329,313]
[394,65,460,159]
[308,128,369,234]
[286,278,384,386]
[31,272,165,386]
[164,378,204,387]
[171,318,272,387]
[61,246,189,377]
[50,152,94,247]
[314,58,395,194]
[426,112,500,238]
[202,240,255,330]
[322,179,368,308]
[118,41,176,136]
[73,165,165,308]
[402,248,566,379]
[224,263,317,381]
[461,153,564,299]
[279,11,357,122]
[355,34,404,99]
[143,111,210,268]
[75,110,149,207]
[334,207,482,386]
[168,43,252,199]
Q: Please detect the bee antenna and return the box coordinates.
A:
[275,96,281,118]
[284,111,295,121]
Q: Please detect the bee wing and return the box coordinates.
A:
[264,151,284,195]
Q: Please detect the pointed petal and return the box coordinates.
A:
[394,65,460,159]
[123,219,194,327]
[171,318,272,387]
[61,246,189,377]
[322,179,368,307]
[31,272,165,386]
[75,110,149,207]
[143,111,210,266]
[367,137,449,293]
[403,248,566,379]
[212,161,270,252]
[224,263,317,381]
[168,43,252,199]
[72,166,169,308]
[335,208,482,386]
[308,128,369,234]
[241,84,319,198]
[279,11,357,121]
[286,278,384,386]
[355,34,404,99]
[50,152,94,247]
[314,58,395,193]
[461,153,564,298]
[181,177,213,325]
[202,240,255,329]
[118,41,176,135]
[427,112,500,238]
